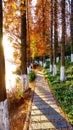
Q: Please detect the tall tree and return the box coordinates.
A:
[0,0,10,129]
[26,0,32,74]
[70,0,73,62]
[50,0,53,72]
[60,0,66,81]
[21,0,29,91]
[53,0,58,76]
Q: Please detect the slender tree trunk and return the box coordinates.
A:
[26,0,32,74]
[50,0,53,72]
[0,1,10,129]
[53,0,58,76]
[42,0,46,66]
[60,0,66,81]
[21,1,27,74]
[27,0,30,74]
[70,0,73,62]
[21,0,29,91]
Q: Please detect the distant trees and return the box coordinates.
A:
[29,0,50,65]
[50,0,72,81]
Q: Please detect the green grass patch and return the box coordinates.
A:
[28,71,36,82]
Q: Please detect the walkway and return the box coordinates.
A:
[28,71,73,130]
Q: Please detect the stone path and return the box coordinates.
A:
[28,71,73,130]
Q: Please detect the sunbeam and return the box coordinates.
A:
[3,34,17,91]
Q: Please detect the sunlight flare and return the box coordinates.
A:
[3,35,13,59]
[3,35,17,91]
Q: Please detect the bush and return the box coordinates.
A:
[28,71,36,82]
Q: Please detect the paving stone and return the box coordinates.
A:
[41,122,56,129]
[36,93,53,97]
[32,105,52,110]
[29,122,41,130]
[32,100,57,106]
[32,101,47,106]
[47,114,64,121]
[34,95,53,99]
[31,108,61,116]
[53,121,67,128]
[32,106,60,113]
[33,98,55,104]
[31,115,49,122]
[31,114,64,123]
[32,103,59,110]
[29,122,56,129]
[33,96,54,101]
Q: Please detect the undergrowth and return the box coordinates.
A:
[28,71,36,82]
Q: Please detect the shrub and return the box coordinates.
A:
[28,71,36,82]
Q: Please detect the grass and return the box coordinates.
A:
[43,58,73,125]
[28,70,36,82]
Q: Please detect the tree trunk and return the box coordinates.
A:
[21,0,29,91]
[70,0,73,62]
[42,0,46,63]
[50,0,53,73]
[0,1,10,129]
[53,0,58,76]
[21,1,27,74]
[26,0,31,74]
[60,0,66,81]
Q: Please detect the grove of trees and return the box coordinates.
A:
[0,0,73,129]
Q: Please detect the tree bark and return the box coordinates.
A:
[0,0,6,101]
[60,0,66,81]
[21,0,29,91]
[50,0,53,72]
[70,0,73,62]
[0,1,10,129]
[54,0,58,64]
[21,0,27,75]
[26,0,32,74]
[53,0,58,76]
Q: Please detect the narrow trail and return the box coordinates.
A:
[28,71,73,130]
